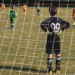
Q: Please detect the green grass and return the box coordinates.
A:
[0,6,75,75]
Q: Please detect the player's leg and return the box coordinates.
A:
[11,22,14,30]
[11,18,16,30]
[54,41,61,74]
[47,54,52,74]
[2,8,4,12]
[25,10,27,15]
[55,54,61,74]
[23,9,26,15]
[46,39,53,74]
[37,9,40,16]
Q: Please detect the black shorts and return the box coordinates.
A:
[46,35,61,54]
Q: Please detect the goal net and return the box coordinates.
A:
[0,0,75,75]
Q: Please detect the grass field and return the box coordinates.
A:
[0,6,75,75]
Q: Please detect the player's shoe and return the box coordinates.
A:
[11,28,14,30]
[56,70,60,74]
[48,71,52,74]
[53,70,60,74]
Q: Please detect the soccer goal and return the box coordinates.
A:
[0,0,75,75]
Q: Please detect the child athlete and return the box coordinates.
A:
[1,3,5,12]
[7,5,17,30]
[23,3,27,15]
[40,6,70,74]
[36,2,40,16]
[72,9,75,27]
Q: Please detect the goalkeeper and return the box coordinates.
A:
[7,5,17,30]
[40,6,70,74]
[36,2,40,16]
[72,9,75,27]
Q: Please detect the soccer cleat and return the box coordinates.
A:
[56,70,60,74]
[11,28,14,30]
[48,71,52,74]
[53,70,60,74]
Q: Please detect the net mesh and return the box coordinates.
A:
[0,0,75,75]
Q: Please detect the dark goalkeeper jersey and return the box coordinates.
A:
[40,17,70,39]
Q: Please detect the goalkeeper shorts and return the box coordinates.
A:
[46,35,61,54]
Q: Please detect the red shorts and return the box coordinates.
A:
[2,8,5,10]
[24,10,26,12]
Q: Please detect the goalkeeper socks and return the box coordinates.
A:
[47,58,52,72]
[11,24,14,30]
[56,56,61,71]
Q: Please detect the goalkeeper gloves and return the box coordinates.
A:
[47,31,53,35]
[57,30,62,35]
[47,30,62,35]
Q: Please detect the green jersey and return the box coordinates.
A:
[37,6,40,12]
[8,10,17,22]
[37,6,40,10]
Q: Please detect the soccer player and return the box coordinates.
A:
[23,3,27,15]
[7,5,17,30]
[36,2,40,16]
[1,3,5,12]
[40,6,70,74]
[72,9,75,27]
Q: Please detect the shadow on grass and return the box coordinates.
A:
[0,66,47,73]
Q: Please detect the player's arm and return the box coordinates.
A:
[26,5,27,10]
[15,12,17,17]
[7,12,10,20]
[14,12,17,22]
[7,15,9,19]
[3,4,5,9]
[23,6,25,9]
[72,14,74,19]
[40,19,49,32]
[61,19,70,31]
